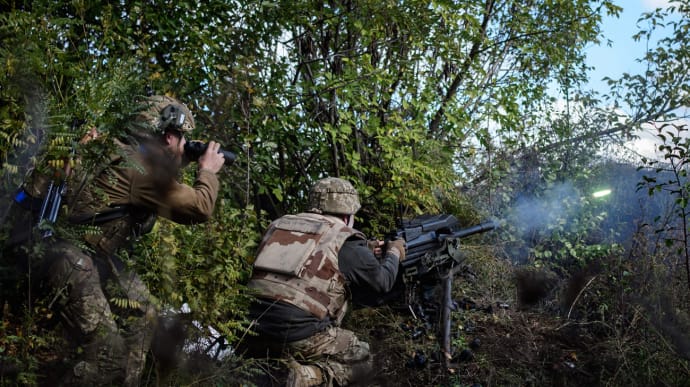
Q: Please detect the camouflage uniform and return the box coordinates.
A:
[245,178,402,387]
[12,96,220,386]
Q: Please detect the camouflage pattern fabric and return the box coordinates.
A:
[249,213,365,324]
[3,97,220,387]
[307,177,361,215]
[240,325,372,386]
[49,136,217,385]
[135,95,195,134]
[66,138,219,226]
[43,239,157,386]
[287,326,372,386]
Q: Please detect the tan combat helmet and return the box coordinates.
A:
[308,177,361,215]
[136,95,195,134]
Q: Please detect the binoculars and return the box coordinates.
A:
[184,141,236,163]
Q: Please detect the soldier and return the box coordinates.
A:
[244,177,406,386]
[10,95,226,386]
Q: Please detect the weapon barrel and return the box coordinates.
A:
[399,219,496,268]
[449,220,496,239]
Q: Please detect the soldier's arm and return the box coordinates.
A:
[128,166,220,224]
[339,238,399,294]
[161,169,219,224]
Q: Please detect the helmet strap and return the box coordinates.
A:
[346,214,354,227]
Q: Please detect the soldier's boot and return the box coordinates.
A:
[286,361,324,387]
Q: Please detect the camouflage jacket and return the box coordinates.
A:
[66,138,219,256]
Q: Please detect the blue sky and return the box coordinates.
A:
[586,0,672,94]
[584,1,679,160]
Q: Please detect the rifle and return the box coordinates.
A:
[382,214,496,369]
[27,122,81,239]
[33,138,77,238]
[9,151,73,242]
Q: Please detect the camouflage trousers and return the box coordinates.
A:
[42,239,158,386]
[241,325,372,386]
[282,327,373,386]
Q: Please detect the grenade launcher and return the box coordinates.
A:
[381,214,496,369]
[393,214,496,285]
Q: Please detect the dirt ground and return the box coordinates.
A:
[0,266,605,387]
[343,259,627,387]
[4,255,690,386]
[350,299,604,387]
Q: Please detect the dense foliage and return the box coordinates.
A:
[3,0,690,385]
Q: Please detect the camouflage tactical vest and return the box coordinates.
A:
[65,140,156,257]
[248,212,365,324]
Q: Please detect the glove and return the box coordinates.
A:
[386,239,406,261]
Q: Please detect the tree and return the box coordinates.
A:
[1,0,631,383]
[208,0,622,226]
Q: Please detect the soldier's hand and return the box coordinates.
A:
[79,127,98,144]
[386,239,406,261]
[368,239,384,258]
[198,140,225,174]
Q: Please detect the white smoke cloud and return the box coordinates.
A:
[508,182,582,236]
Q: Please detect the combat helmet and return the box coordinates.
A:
[308,177,361,215]
[136,95,195,134]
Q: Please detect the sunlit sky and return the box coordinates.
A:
[585,0,677,161]
[586,0,672,94]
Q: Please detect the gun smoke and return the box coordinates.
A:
[507,182,582,240]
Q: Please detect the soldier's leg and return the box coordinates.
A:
[286,359,324,387]
[109,267,158,387]
[288,326,373,386]
[0,202,40,315]
[43,240,127,385]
